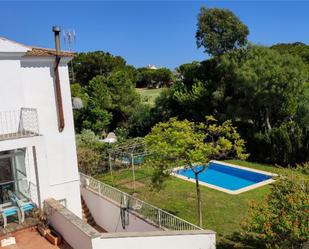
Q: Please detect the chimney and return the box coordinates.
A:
[52,26,65,132]
[52,26,61,56]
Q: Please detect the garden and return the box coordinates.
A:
[72,6,309,249]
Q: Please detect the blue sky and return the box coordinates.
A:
[0,1,308,69]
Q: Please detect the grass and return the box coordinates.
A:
[136,88,165,106]
[96,160,300,243]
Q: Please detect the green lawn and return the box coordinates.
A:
[96,160,296,243]
[136,88,165,106]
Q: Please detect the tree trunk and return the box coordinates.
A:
[194,172,203,227]
[265,108,272,131]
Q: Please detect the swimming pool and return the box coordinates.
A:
[172,161,277,194]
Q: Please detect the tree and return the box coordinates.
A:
[127,104,153,137]
[152,68,174,88]
[241,172,309,249]
[71,51,126,86]
[152,46,309,165]
[221,45,308,131]
[71,83,89,107]
[196,7,249,56]
[145,117,248,226]
[271,42,309,65]
[136,67,174,88]
[77,101,112,134]
[87,70,141,130]
[71,83,112,134]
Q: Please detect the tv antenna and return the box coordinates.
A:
[63,29,76,82]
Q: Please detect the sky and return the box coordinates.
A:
[0,1,308,69]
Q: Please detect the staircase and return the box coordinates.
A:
[81,196,96,226]
[81,196,106,233]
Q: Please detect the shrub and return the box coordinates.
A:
[76,129,106,151]
[76,129,110,175]
[77,147,101,176]
[241,173,309,249]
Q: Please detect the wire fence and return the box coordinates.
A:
[80,173,202,231]
[0,108,39,140]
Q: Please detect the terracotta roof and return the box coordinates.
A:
[0,36,74,57]
[24,47,75,57]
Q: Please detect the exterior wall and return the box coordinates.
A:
[92,231,216,249]
[0,58,25,111]
[20,58,81,217]
[81,188,162,233]
[45,198,216,249]
[46,198,100,249]
[0,39,81,217]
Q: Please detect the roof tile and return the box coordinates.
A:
[24,47,74,57]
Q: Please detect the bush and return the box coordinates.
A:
[76,129,110,175]
[241,173,309,249]
[114,127,129,142]
[77,147,101,176]
[76,129,105,151]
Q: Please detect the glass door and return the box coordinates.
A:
[0,149,29,204]
[0,152,15,204]
[13,150,29,199]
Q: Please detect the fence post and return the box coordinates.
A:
[158,209,161,228]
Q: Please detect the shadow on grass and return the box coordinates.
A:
[217,232,265,249]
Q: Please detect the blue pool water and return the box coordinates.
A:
[174,162,272,191]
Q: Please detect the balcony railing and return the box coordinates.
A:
[80,173,202,231]
[0,108,39,141]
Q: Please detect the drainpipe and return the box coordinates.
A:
[52,26,65,132]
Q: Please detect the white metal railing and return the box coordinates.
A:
[80,173,202,231]
[0,108,39,140]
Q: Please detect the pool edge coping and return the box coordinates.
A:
[171,160,278,195]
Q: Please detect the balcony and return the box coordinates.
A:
[0,108,39,141]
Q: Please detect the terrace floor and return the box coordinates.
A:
[0,218,38,237]
[0,228,72,249]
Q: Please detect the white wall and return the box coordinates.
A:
[20,58,82,217]
[81,188,161,233]
[50,211,93,249]
[0,39,81,218]
[92,231,216,249]
[45,198,216,249]
[46,198,100,249]
[0,59,25,111]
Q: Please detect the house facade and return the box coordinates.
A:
[0,36,82,217]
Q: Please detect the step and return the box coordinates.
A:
[84,212,92,219]
[81,195,98,228]
[82,208,89,213]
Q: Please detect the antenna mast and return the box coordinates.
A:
[63,29,76,82]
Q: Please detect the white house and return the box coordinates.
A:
[0,30,82,218]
